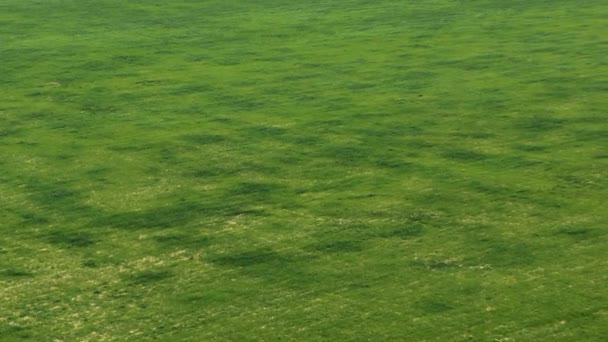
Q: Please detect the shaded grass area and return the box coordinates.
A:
[1,0,607,341]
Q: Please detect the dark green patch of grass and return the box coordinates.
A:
[479,240,536,268]
[0,324,32,340]
[307,240,363,253]
[552,226,600,240]
[180,134,226,145]
[415,298,455,314]
[126,270,174,285]
[440,148,489,162]
[19,212,49,225]
[47,231,96,248]
[515,116,565,132]
[1,268,34,278]
[210,248,286,268]
[153,233,212,250]
[378,224,424,239]
[92,199,226,230]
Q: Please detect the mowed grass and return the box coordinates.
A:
[1,0,607,340]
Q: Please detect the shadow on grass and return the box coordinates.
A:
[125,270,174,286]
[306,240,363,253]
[440,148,488,162]
[47,231,96,248]
[480,240,536,267]
[415,298,455,314]
[0,324,32,340]
[552,226,601,241]
[23,179,100,222]
[92,203,199,229]
[180,134,226,145]
[514,116,564,132]
[19,212,49,225]
[377,224,424,239]
[209,247,321,289]
[210,248,287,267]
[92,197,265,230]
[1,268,34,279]
[223,182,289,208]
[153,233,212,250]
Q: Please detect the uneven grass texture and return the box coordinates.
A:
[1,0,607,341]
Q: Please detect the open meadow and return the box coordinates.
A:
[1,0,607,340]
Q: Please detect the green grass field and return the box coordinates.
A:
[1,0,607,340]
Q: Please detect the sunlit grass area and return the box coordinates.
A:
[1,0,607,340]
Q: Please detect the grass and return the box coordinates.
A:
[1,0,607,340]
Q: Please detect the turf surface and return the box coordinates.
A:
[1,0,607,340]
